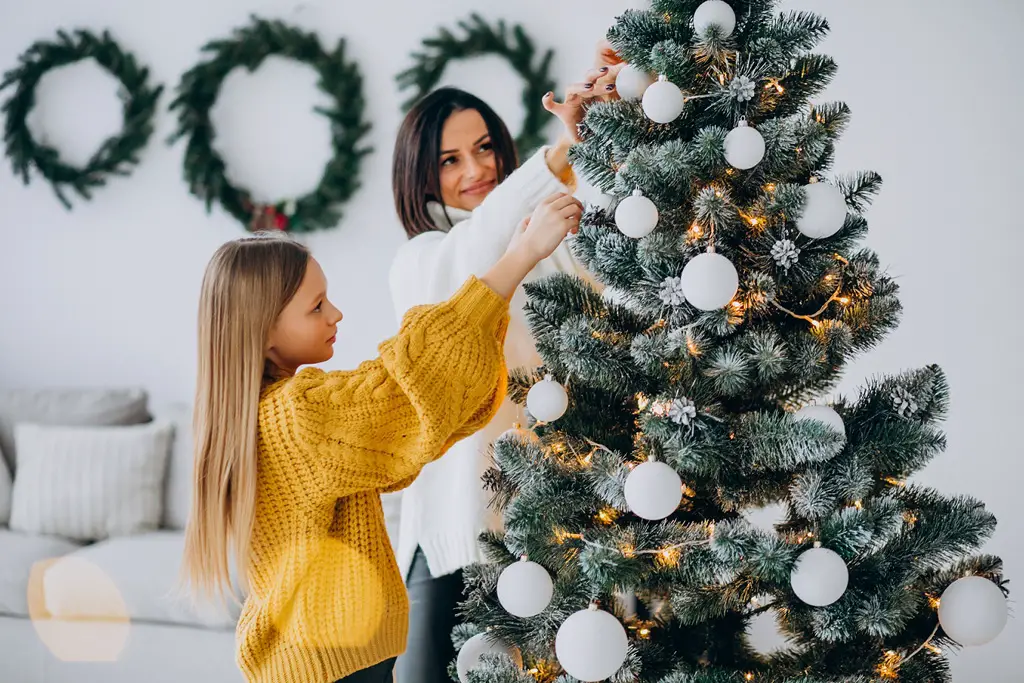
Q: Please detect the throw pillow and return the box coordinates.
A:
[0,443,10,525]
[10,422,172,541]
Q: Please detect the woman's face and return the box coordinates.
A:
[438,108,498,212]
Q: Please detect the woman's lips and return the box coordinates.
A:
[462,180,496,196]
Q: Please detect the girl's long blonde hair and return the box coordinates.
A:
[181,233,310,603]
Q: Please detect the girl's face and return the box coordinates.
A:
[265,257,343,375]
[438,108,498,212]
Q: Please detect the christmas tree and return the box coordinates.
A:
[450,2,1010,683]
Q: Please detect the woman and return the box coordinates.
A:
[388,49,623,683]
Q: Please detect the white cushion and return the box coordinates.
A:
[10,422,172,541]
[0,387,149,473]
[0,443,10,525]
[153,403,193,530]
[0,529,81,617]
[42,531,239,630]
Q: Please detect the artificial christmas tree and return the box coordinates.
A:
[452,2,1009,683]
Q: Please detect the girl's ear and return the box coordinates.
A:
[265,325,278,355]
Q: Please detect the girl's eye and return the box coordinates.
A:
[314,301,323,312]
[441,156,457,167]
[479,142,493,153]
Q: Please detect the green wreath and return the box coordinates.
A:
[397,14,556,156]
[168,16,371,233]
[1,29,163,209]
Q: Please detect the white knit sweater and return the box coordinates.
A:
[387,147,589,579]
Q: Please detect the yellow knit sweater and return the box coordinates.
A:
[238,277,510,683]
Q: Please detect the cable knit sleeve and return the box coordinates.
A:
[389,146,573,318]
[272,276,509,497]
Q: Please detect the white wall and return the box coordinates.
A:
[1,0,1020,678]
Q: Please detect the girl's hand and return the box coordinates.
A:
[508,193,583,262]
[543,62,625,143]
[483,194,583,300]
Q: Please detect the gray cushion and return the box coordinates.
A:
[153,403,193,530]
[0,530,81,617]
[0,387,149,473]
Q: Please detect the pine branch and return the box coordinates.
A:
[617,139,699,204]
[835,171,883,213]
[881,486,998,576]
[607,10,682,67]
[466,655,535,683]
[731,412,847,470]
[651,40,702,85]
[771,54,838,118]
[769,11,831,53]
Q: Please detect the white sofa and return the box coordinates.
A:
[0,388,243,682]
[0,386,404,683]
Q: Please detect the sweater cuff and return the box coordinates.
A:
[557,162,578,192]
[450,276,510,339]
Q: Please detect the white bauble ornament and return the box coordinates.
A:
[615,63,656,101]
[555,606,629,682]
[694,0,737,38]
[790,546,849,607]
[497,557,554,618]
[938,576,1008,646]
[614,189,660,239]
[724,120,766,170]
[642,76,685,124]
[796,181,848,239]
[527,374,568,423]
[457,632,523,683]
[793,405,846,440]
[624,458,683,520]
[680,252,739,311]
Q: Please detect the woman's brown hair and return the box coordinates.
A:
[392,87,518,239]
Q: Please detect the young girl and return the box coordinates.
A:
[180,194,581,683]
[388,51,623,683]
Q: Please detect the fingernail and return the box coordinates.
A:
[583,83,594,89]
[605,84,616,91]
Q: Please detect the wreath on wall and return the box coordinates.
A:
[397,14,556,156]
[168,16,371,233]
[0,29,163,209]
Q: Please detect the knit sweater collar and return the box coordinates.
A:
[426,201,471,232]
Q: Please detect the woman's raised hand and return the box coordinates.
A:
[543,40,625,143]
[593,38,624,69]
